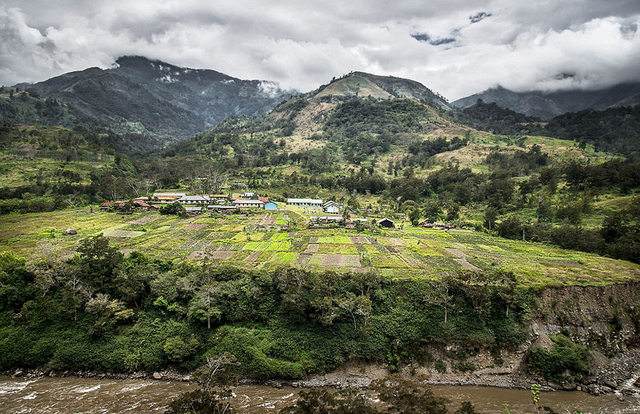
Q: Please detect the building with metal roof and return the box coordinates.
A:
[287,198,323,207]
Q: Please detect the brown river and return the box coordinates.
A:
[1,376,639,413]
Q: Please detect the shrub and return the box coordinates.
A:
[528,334,590,382]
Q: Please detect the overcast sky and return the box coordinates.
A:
[1,0,640,100]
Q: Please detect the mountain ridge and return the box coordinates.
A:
[15,56,293,144]
[452,83,640,119]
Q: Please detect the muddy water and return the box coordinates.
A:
[1,376,639,413]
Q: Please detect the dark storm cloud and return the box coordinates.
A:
[1,0,640,100]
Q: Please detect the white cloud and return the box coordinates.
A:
[0,0,639,100]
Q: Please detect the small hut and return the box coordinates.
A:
[377,218,395,228]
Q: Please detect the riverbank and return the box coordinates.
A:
[290,352,640,397]
[6,346,640,398]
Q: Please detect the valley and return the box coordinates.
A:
[1,57,640,413]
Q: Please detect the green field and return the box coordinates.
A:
[2,208,639,287]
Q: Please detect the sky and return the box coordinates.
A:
[1,0,640,100]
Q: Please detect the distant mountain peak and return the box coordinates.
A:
[452,83,640,119]
[16,56,293,149]
[313,71,450,110]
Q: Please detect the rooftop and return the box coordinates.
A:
[287,198,323,204]
[153,193,186,197]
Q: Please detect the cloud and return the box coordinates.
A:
[0,0,639,100]
[470,12,492,24]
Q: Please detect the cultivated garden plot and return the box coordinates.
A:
[1,209,640,286]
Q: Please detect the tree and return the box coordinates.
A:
[426,276,453,324]
[85,293,132,335]
[336,292,372,329]
[166,389,234,414]
[483,207,498,231]
[445,202,460,222]
[188,287,222,329]
[408,207,421,226]
[76,234,123,290]
[280,388,379,414]
[373,376,449,414]
[421,200,442,222]
[455,402,478,414]
[160,202,187,217]
[166,353,238,414]
[497,216,523,240]
[59,268,93,322]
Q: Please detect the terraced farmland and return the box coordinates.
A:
[1,208,639,287]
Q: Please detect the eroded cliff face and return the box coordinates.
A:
[527,283,640,394]
[297,283,640,395]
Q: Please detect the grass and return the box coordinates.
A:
[1,208,639,286]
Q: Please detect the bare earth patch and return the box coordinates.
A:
[245,252,262,262]
[103,230,145,238]
[350,236,368,244]
[446,248,469,259]
[188,250,235,260]
[387,238,405,246]
[128,216,156,225]
[188,251,205,260]
[185,223,207,231]
[297,254,312,266]
[208,251,235,260]
[455,258,480,271]
[321,254,361,267]
[305,244,319,253]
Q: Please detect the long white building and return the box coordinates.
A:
[287,198,323,207]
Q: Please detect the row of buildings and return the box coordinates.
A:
[150,193,342,214]
[286,198,341,214]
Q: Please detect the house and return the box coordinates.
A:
[233,199,264,209]
[287,198,323,208]
[312,216,343,225]
[101,201,128,211]
[377,218,395,228]
[264,201,278,210]
[418,220,434,228]
[185,206,203,214]
[323,200,340,214]
[208,205,237,213]
[258,197,270,203]
[100,202,114,211]
[241,192,256,198]
[209,194,228,204]
[133,200,150,211]
[152,193,186,203]
[177,195,210,204]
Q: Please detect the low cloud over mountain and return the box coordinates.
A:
[1,1,640,100]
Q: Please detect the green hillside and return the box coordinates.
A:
[2,208,638,287]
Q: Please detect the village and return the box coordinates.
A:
[100,189,459,231]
